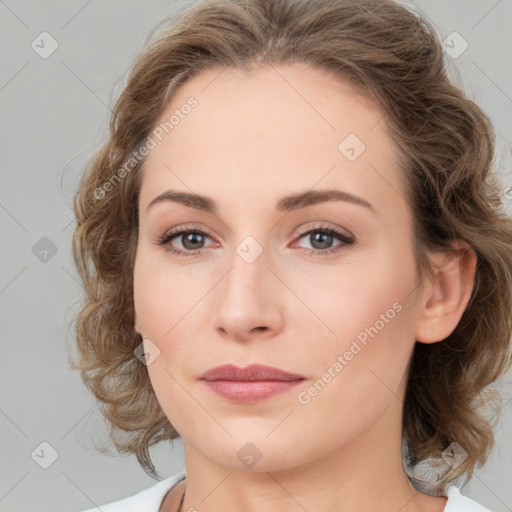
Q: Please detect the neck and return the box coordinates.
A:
[169,396,446,512]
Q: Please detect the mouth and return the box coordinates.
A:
[199,364,306,403]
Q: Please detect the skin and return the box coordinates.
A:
[133,62,477,512]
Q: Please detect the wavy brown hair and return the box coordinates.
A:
[70,0,512,487]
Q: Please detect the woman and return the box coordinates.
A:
[72,0,512,511]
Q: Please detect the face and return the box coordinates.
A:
[133,62,425,471]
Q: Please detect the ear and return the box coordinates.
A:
[415,240,477,344]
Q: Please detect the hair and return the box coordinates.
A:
[70,0,512,489]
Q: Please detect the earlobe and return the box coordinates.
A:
[134,306,141,336]
[415,240,477,344]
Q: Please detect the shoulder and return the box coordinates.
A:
[78,469,186,512]
[444,486,495,512]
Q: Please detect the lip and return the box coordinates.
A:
[200,363,305,382]
[200,364,306,404]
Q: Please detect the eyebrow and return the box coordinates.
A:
[146,188,375,214]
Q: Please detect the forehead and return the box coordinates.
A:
[139,62,407,223]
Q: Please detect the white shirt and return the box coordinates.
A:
[79,469,494,511]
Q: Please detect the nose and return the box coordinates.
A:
[211,239,284,343]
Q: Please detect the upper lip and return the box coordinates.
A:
[200,364,305,382]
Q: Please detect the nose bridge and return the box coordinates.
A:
[212,232,282,337]
[223,233,270,303]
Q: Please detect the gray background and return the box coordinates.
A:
[1,1,511,511]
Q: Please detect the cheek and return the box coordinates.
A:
[133,247,195,337]
[292,275,417,445]
[298,245,418,390]
[132,248,214,386]
[299,249,414,336]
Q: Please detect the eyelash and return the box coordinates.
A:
[155,223,355,258]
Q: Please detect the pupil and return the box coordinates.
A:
[312,232,332,249]
[183,232,203,249]
[180,231,334,251]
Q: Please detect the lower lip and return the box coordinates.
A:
[202,379,304,403]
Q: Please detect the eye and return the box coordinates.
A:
[154,223,356,258]
[155,225,216,257]
[293,224,355,256]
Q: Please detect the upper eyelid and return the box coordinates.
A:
[296,222,353,237]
